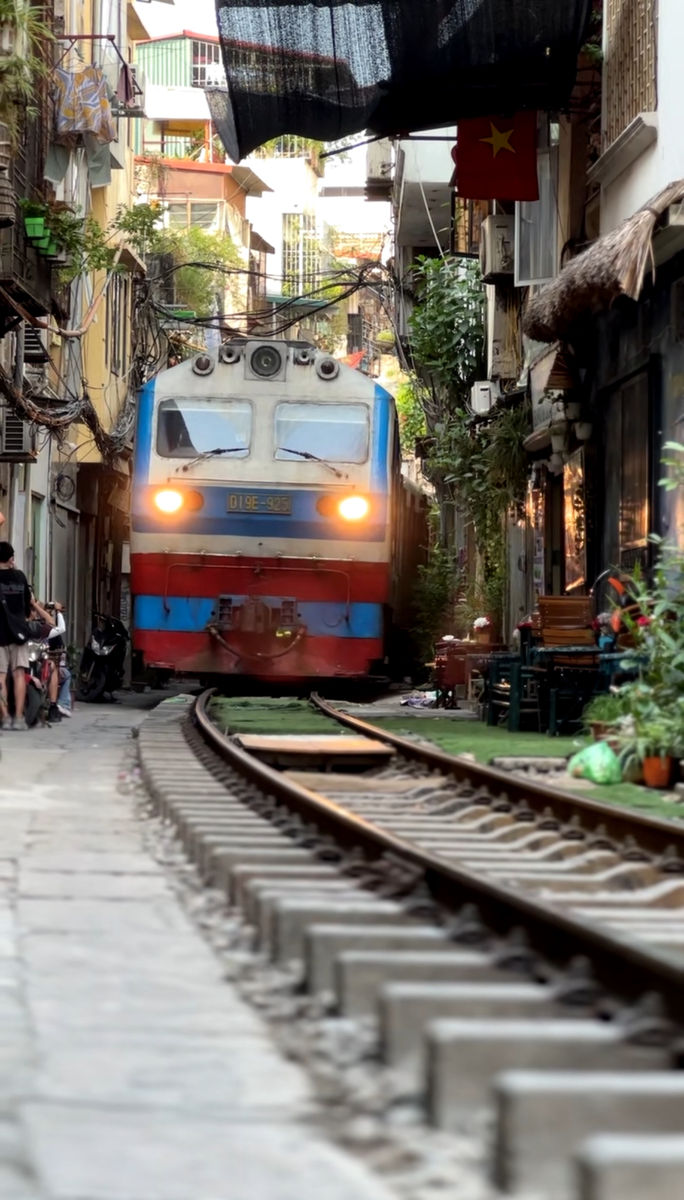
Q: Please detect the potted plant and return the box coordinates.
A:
[19,198,47,240]
[639,715,677,788]
[618,712,679,788]
[472,616,492,644]
[582,690,627,741]
[0,1,52,146]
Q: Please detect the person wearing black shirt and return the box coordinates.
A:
[0,541,32,730]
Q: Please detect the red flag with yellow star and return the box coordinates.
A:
[450,111,539,201]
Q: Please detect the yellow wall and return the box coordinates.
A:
[72,0,147,463]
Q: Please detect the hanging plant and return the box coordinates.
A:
[19,196,47,239]
[0,0,53,144]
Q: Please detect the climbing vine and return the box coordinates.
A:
[395,379,427,456]
[406,254,529,634]
[409,255,484,399]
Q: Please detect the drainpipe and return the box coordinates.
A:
[11,322,25,565]
[16,323,33,583]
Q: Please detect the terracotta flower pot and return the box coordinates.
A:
[473,629,491,644]
[642,756,673,789]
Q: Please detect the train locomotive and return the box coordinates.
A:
[130,339,427,686]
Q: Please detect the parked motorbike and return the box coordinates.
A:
[76,613,128,702]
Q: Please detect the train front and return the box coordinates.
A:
[130,340,396,684]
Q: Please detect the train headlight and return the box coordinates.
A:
[154,488,184,514]
[338,495,369,521]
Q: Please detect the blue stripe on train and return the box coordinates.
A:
[371,384,390,493]
[132,379,393,542]
[133,595,384,639]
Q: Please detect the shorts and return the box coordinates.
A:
[0,644,30,672]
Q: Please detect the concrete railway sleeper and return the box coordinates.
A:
[137,695,684,1200]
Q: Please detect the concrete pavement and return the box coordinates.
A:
[0,693,396,1200]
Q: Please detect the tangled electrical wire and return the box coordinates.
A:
[3,257,400,464]
[143,258,391,338]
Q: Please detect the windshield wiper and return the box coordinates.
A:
[277,446,345,479]
[177,447,244,472]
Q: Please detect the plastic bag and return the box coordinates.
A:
[567,742,622,785]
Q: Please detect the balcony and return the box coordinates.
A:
[0,117,52,335]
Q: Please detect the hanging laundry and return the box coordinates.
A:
[44,136,112,189]
[52,66,117,146]
[116,63,136,106]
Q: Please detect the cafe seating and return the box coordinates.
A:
[537,595,595,649]
[533,595,599,734]
[433,638,507,709]
[485,654,545,732]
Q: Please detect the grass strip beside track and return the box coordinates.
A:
[370,717,684,822]
[209,696,343,736]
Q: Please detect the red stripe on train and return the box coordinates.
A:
[134,629,384,681]
[130,553,391,603]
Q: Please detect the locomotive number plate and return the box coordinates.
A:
[227,492,292,515]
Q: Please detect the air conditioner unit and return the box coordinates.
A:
[0,407,36,462]
[486,284,520,380]
[111,65,147,119]
[480,214,515,282]
[366,139,393,199]
[367,139,392,182]
[470,381,495,415]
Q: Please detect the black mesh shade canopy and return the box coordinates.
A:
[209,0,592,162]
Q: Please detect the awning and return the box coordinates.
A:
[524,180,684,344]
[209,0,592,162]
[250,230,275,254]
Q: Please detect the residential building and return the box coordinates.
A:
[0,0,154,652]
[518,0,684,616]
[134,30,274,334]
[387,2,684,637]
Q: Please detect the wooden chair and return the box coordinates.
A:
[538,596,595,646]
[535,595,598,734]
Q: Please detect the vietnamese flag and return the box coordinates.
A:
[450,111,539,201]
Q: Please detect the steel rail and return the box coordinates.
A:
[311,693,684,861]
[193,690,684,1024]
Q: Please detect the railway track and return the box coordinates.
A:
[138,692,684,1200]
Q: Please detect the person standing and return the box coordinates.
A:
[46,601,71,719]
[0,541,32,730]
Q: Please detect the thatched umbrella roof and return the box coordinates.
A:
[523,180,684,344]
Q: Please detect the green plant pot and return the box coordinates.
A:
[25,216,45,239]
[34,235,51,252]
[45,239,58,256]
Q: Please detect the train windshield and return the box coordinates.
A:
[157,397,251,458]
[274,403,369,464]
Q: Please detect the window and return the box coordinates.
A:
[281,212,318,295]
[604,0,657,149]
[605,371,650,569]
[514,122,559,286]
[619,377,649,552]
[106,274,131,377]
[191,39,226,89]
[157,398,252,458]
[165,201,225,232]
[563,450,587,592]
[274,403,369,464]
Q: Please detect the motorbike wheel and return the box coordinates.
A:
[23,684,44,729]
[76,665,107,703]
